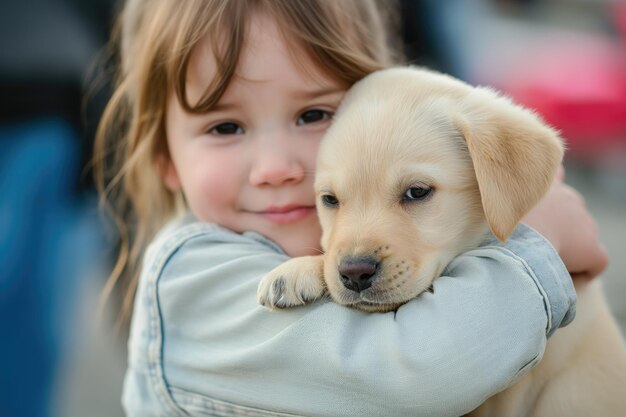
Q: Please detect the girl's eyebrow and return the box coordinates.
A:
[208,88,344,113]
[209,102,241,112]
[293,87,345,100]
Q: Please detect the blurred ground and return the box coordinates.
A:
[53,265,126,417]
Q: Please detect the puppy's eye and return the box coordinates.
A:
[321,194,339,208]
[403,186,432,202]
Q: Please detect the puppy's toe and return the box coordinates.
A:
[257,274,300,309]
[257,262,326,310]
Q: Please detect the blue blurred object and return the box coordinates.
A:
[0,119,105,417]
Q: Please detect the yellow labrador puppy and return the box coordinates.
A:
[257,67,626,416]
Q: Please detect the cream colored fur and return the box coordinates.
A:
[257,67,626,416]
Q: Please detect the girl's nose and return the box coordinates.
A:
[249,144,306,187]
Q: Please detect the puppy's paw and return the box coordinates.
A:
[257,256,326,309]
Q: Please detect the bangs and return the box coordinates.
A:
[168,0,400,115]
[169,0,247,113]
[270,0,393,87]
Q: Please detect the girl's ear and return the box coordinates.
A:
[156,154,182,191]
[456,87,564,241]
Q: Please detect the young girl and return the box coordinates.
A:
[94,0,607,416]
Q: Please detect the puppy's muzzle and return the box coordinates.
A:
[338,257,379,293]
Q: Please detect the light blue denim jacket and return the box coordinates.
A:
[123,214,575,417]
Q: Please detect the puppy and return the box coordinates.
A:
[257,67,626,416]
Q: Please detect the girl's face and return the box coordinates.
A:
[164,13,346,256]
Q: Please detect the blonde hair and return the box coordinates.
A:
[94,0,404,323]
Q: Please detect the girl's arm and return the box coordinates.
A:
[122,219,574,417]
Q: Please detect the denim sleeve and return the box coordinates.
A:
[122,221,575,417]
[480,224,576,336]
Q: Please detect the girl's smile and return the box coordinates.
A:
[254,205,317,225]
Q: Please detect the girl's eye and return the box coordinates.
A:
[297,109,332,126]
[210,122,244,135]
[321,194,339,208]
[403,186,433,202]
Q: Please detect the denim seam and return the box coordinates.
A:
[480,244,553,336]
[508,350,543,389]
[480,223,574,337]
[144,223,219,416]
[169,387,305,417]
[144,222,298,416]
[469,243,550,388]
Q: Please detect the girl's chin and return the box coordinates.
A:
[274,230,322,257]
[216,217,322,256]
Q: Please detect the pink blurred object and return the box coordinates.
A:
[495,3,626,157]
[504,34,626,155]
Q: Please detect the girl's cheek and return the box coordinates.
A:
[202,165,236,201]
[303,134,324,169]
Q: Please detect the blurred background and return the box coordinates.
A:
[0,0,624,416]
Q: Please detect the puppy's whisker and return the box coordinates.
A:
[301,246,324,255]
[367,290,399,304]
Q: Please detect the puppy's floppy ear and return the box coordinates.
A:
[456,87,564,241]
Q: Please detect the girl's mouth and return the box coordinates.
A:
[258,205,316,224]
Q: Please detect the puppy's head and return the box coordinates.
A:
[315,67,563,312]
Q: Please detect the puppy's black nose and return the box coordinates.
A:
[338,258,378,292]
